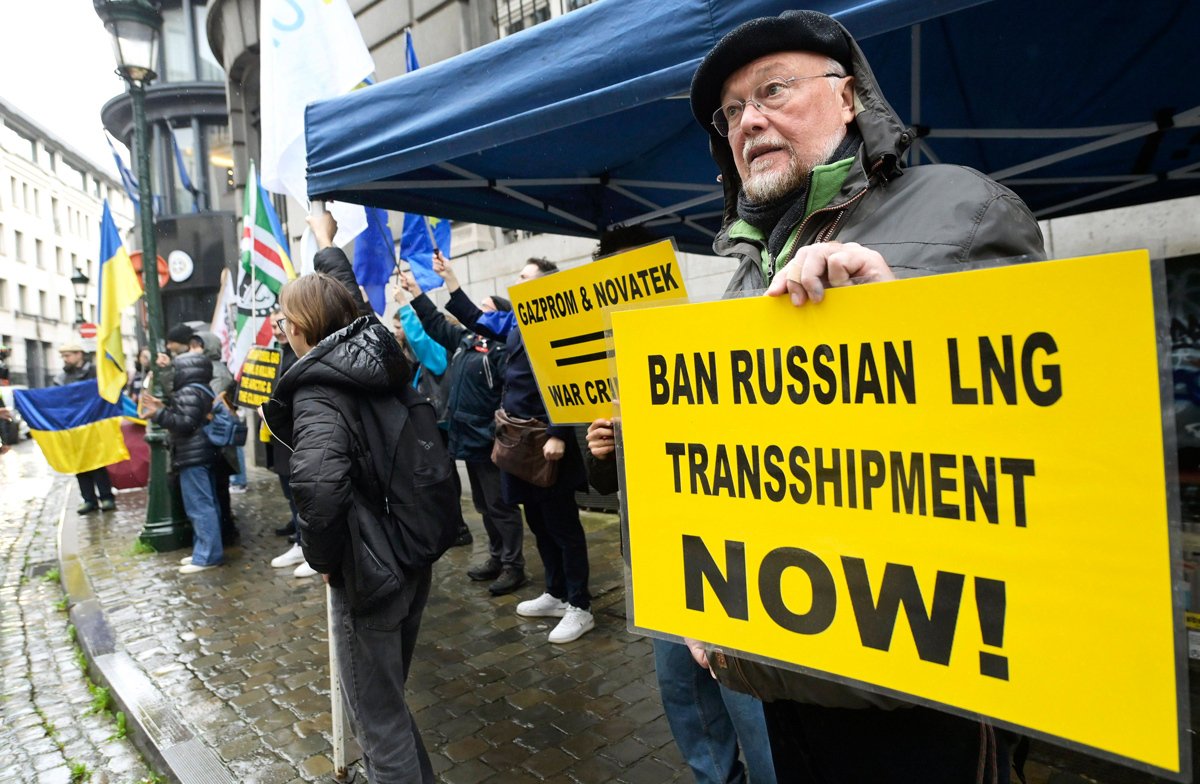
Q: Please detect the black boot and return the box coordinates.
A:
[488,567,528,596]
[467,557,501,582]
[453,524,473,547]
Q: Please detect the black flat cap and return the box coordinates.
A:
[690,10,852,133]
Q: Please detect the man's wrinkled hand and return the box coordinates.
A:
[156,352,171,368]
[586,418,615,460]
[766,241,894,306]
[543,436,565,462]
[684,637,710,670]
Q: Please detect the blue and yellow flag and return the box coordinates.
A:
[13,381,130,474]
[97,201,143,403]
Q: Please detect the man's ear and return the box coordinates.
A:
[839,76,857,124]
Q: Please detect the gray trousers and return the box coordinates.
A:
[466,459,525,569]
[330,566,434,784]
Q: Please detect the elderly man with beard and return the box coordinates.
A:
[684,9,1046,784]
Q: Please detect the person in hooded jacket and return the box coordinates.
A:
[140,352,224,574]
[191,330,242,542]
[682,9,1046,784]
[263,272,435,783]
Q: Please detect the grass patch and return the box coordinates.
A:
[86,683,112,715]
[128,539,156,556]
[42,567,60,582]
[68,760,91,782]
[109,710,127,740]
[55,595,69,612]
[66,624,77,643]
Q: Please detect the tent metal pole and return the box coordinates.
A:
[1032,177,1157,217]
[1003,175,1149,186]
[354,180,490,190]
[990,106,1200,181]
[608,190,722,229]
[433,160,597,230]
[609,180,722,192]
[910,23,921,166]
[1030,160,1200,217]
[929,122,1146,139]
[494,184,597,230]
[606,183,715,238]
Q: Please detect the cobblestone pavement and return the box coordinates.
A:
[72,462,685,784]
[6,438,1190,784]
[0,440,155,784]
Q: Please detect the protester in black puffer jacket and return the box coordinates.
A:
[262,273,435,784]
[140,352,224,573]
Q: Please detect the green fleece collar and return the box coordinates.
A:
[726,155,856,277]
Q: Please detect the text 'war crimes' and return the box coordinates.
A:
[517,263,681,326]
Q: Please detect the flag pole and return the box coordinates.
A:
[309,196,351,778]
[250,162,259,357]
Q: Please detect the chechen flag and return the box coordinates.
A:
[231,161,295,378]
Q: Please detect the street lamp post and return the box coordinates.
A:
[94,0,189,551]
[70,267,89,326]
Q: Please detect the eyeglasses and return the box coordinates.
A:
[712,73,844,137]
[273,317,287,330]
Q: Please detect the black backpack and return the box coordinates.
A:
[354,384,461,569]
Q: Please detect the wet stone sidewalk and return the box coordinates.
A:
[0,442,154,784]
[72,465,685,783]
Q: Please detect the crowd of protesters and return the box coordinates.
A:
[34,8,1054,783]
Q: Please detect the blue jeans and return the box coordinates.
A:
[179,464,223,566]
[231,446,247,486]
[654,639,777,784]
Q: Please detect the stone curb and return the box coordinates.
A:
[58,486,236,784]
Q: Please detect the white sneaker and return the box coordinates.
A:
[179,563,219,575]
[179,556,193,565]
[293,562,318,578]
[271,543,305,568]
[548,605,595,644]
[516,592,569,618]
[229,484,248,494]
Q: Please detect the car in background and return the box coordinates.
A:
[0,385,32,440]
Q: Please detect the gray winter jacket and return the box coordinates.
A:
[703,18,1046,709]
[196,331,235,398]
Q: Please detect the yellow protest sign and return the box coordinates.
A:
[611,251,1186,778]
[234,347,281,409]
[508,240,688,424]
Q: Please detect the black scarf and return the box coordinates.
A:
[736,127,862,262]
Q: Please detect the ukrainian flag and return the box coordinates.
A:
[97,201,143,403]
[13,381,130,474]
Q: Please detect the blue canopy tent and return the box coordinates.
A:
[305,0,1200,256]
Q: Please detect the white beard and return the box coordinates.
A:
[741,130,846,203]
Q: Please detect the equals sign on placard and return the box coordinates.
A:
[551,331,612,367]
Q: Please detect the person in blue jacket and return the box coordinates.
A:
[432,251,594,645]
